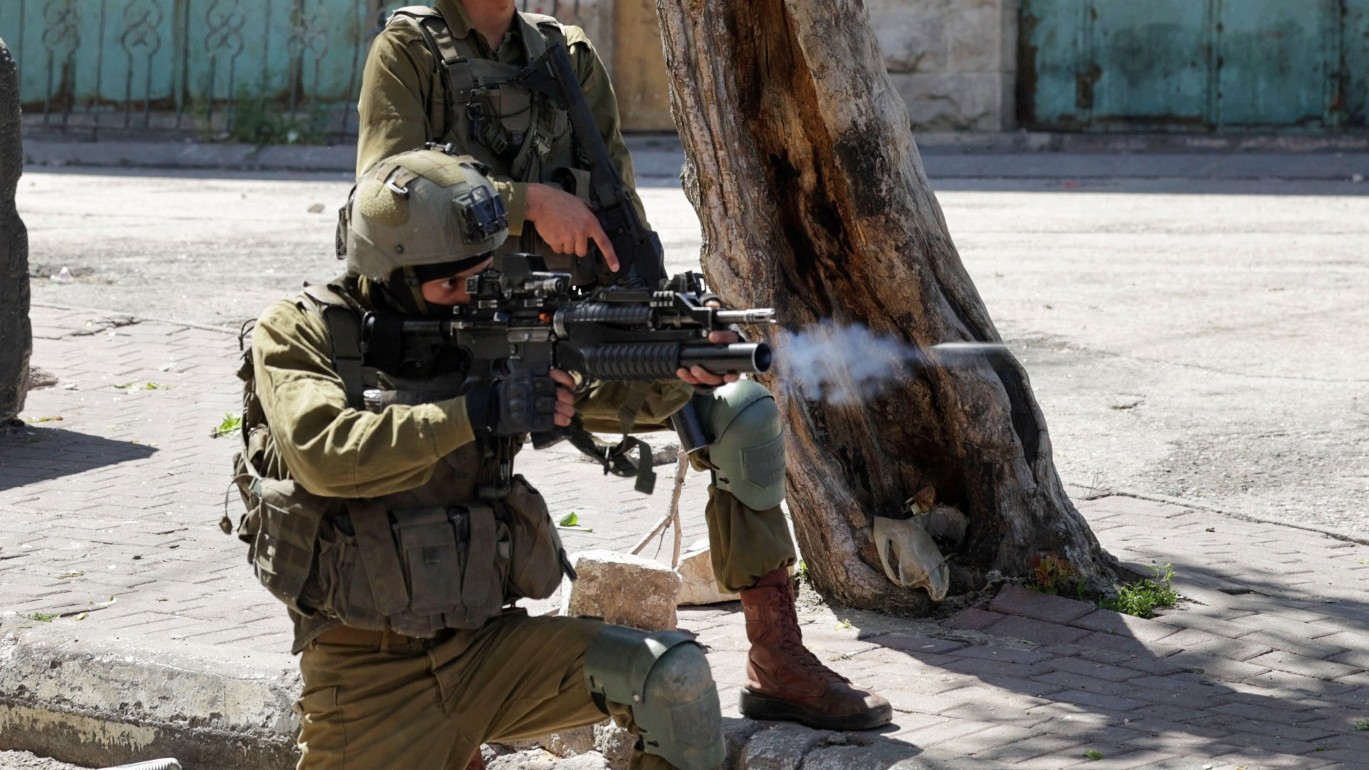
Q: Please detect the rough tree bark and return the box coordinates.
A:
[656,0,1119,612]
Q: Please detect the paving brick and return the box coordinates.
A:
[989,583,1097,624]
[1151,626,1275,661]
[1236,628,1355,660]
[1245,649,1362,681]
[896,716,997,745]
[1069,607,1181,643]
[983,614,1093,647]
[1160,651,1273,682]
[862,630,968,656]
[1076,630,1166,659]
[965,732,1083,765]
[1049,654,1146,683]
[1045,686,1147,714]
[941,606,1006,631]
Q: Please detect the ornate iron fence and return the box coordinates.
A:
[2,0,392,141]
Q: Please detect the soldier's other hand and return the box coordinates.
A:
[526,184,620,271]
[677,365,740,388]
[549,368,578,428]
[680,299,743,386]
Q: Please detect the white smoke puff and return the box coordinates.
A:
[775,321,925,406]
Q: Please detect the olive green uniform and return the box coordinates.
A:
[254,278,696,769]
[355,0,797,595]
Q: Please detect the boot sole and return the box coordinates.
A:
[739,688,893,731]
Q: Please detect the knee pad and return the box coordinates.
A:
[694,381,786,511]
[584,626,725,770]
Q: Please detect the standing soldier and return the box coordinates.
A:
[355,0,892,732]
[233,149,726,769]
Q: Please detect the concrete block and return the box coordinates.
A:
[561,550,681,631]
[0,37,31,422]
[870,10,947,73]
[675,541,739,606]
[890,71,1014,132]
[947,2,1008,72]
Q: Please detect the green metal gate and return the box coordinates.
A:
[1019,0,1369,131]
[0,0,390,138]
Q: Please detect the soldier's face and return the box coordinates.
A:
[420,258,493,307]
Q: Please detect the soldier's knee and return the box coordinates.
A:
[693,381,786,510]
[585,626,724,770]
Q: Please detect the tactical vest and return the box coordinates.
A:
[225,282,573,638]
[387,6,601,283]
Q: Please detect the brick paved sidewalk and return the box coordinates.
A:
[4,304,1369,769]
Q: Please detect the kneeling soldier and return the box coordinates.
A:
[228,148,724,770]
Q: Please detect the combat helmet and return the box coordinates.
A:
[340,147,508,313]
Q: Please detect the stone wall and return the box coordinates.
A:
[583,0,1018,133]
[870,0,1018,132]
[0,37,31,423]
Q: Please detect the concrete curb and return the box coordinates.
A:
[21,132,1369,181]
[0,620,1001,770]
[0,625,298,770]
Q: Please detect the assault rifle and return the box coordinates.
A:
[361,254,772,385]
[360,255,773,493]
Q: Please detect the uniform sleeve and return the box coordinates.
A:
[252,300,477,498]
[567,29,652,230]
[574,378,694,434]
[355,26,440,178]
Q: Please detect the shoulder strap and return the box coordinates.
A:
[385,8,461,140]
[300,282,367,411]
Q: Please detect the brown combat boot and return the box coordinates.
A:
[738,567,893,730]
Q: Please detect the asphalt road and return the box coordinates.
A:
[16,158,1369,548]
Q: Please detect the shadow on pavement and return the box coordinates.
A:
[844,548,1369,765]
[0,426,158,491]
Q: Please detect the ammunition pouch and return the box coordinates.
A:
[229,449,329,615]
[233,458,573,636]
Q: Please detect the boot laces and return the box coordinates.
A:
[767,583,849,683]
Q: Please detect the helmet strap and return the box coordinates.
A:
[376,268,434,316]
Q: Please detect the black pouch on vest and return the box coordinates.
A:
[502,475,576,600]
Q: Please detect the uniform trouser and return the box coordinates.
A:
[702,485,797,594]
[295,611,670,770]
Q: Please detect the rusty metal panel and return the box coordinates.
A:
[1020,0,1369,130]
[1018,0,1088,129]
[1087,0,1210,129]
[1343,0,1369,125]
[1215,0,1337,127]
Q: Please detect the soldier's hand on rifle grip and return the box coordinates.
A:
[525,183,620,271]
[466,369,570,436]
[549,368,579,428]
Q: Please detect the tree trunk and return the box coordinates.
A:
[0,37,31,423]
[657,0,1118,612]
